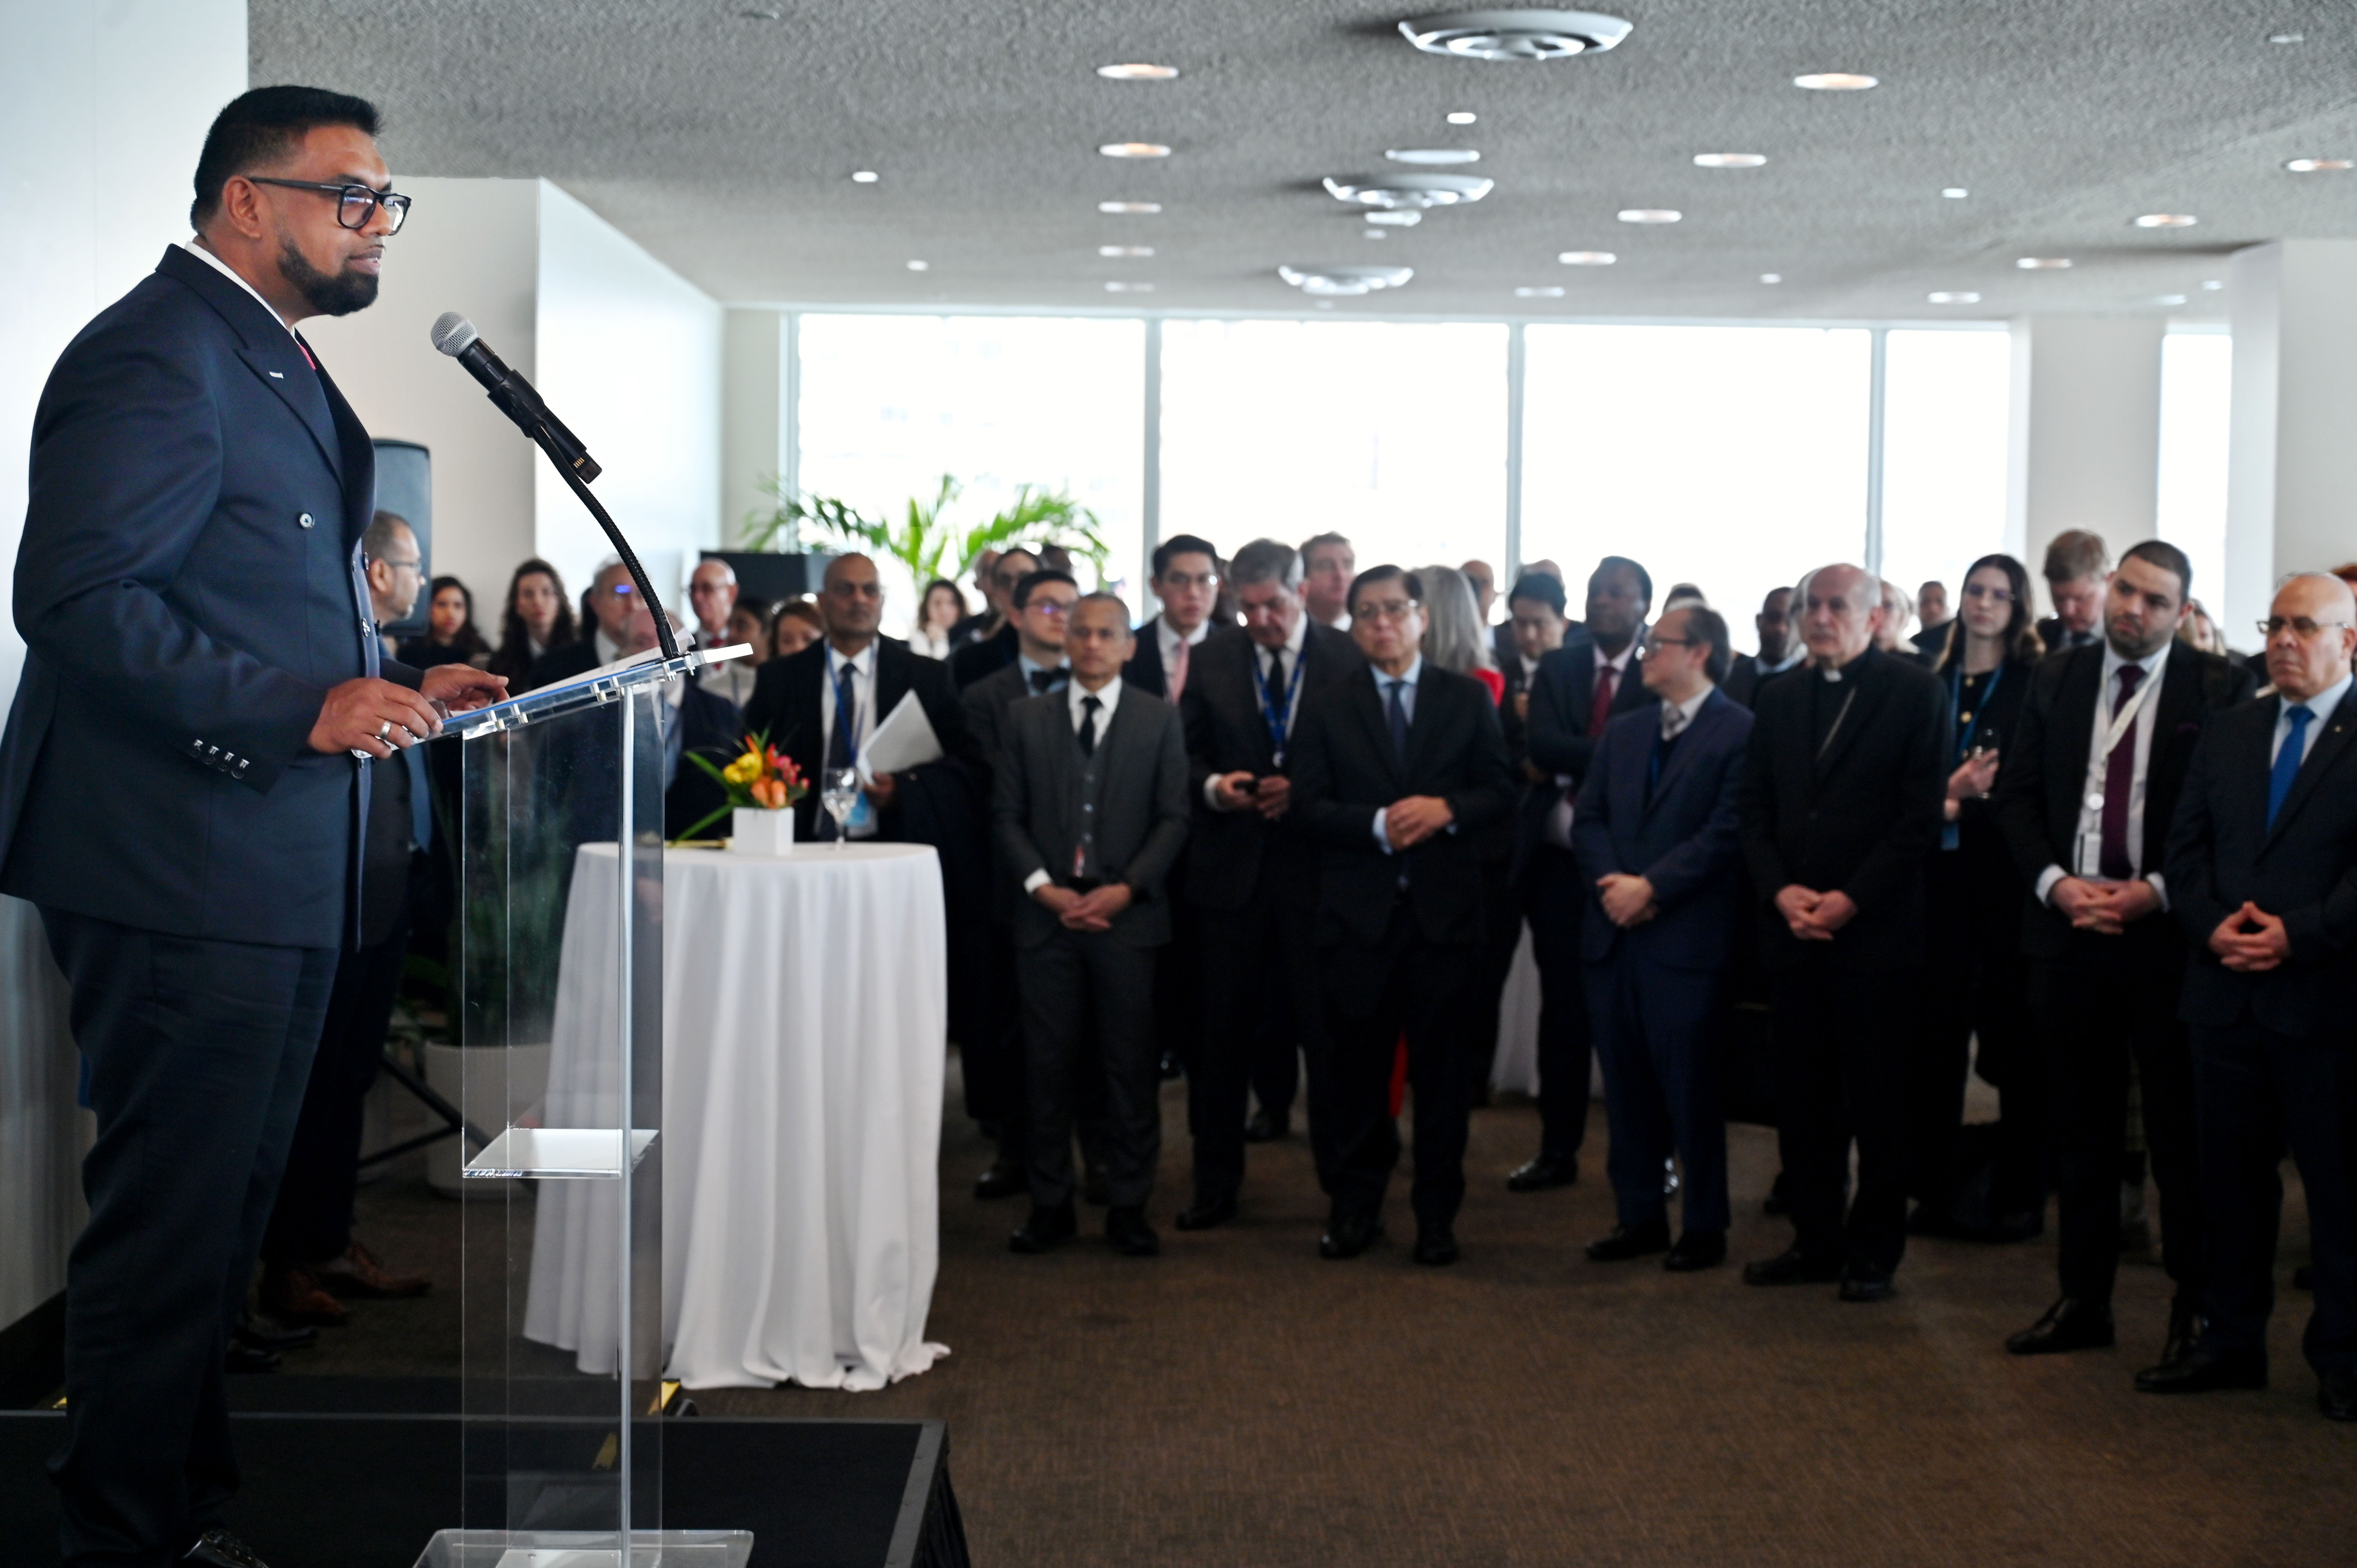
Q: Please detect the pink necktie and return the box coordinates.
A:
[1169,636,1189,703]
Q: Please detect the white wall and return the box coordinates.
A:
[722,310,787,549]
[2005,316,2164,589]
[534,184,724,614]
[0,0,248,1332]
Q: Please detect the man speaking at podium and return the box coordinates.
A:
[0,88,504,1566]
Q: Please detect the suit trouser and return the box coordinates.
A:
[1190,892,1319,1201]
[1018,929,1160,1210]
[1151,862,1205,1073]
[1525,845,1593,1162]
[2191,1020,2357,1372]
[260,909,409,1267]
[2033,932,2203,1314]
[38,908,336,1568]
[1313,905,1476,1229]
[1588,954,1732,1233]
[1771,955,1915,1272]
[1464,853,1521,1100]
[1910,850,2042,1215]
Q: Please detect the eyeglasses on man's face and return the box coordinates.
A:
[1353,599,1419,623]
[247,178,411,234]
[2259,616,2354,642]
[1642,633,1699,654]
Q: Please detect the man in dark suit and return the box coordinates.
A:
[520,557,640,691]
[0,89,505,1568]
[947,546,1040,690]
[1510,555,1655,1192]
[2035,529,2110,654]
[1573,605,1755,1271]
[1736,563,1947,1302]
[2148,571,2357,1421]
[1910,579,1952,662]
[1995,541,2251,1367]
[1290,566,1516,1265]
[1177,539,1362,1227]
[993,594,1191,1257]
[1723,585,1799,710]
[958,569,1079,1200]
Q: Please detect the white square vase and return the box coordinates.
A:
[728,806,795,855]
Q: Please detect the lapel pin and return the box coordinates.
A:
[268,370,284,379]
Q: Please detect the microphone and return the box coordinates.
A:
[429,312,601,482]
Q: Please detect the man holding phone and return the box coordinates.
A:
[1177,539,1363,1226]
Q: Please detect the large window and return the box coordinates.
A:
[2156,329,2232,622]
[797,314,1146,615]
[1158,320,1508,579]
[1878,329,2013,619]
[1521,325,1870,643]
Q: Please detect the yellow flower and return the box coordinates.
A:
[721,752,763,786]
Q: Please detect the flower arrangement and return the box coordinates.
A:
[677,730,806,842]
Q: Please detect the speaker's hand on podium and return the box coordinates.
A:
[310,678,444,758]
[420,662,508,714]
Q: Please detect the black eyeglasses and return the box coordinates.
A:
[247,178,411,234]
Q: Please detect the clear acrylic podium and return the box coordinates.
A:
[416,650,752,1568]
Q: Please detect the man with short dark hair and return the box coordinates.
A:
[1291,566,1515,1264]
[2039,530,2112,652]
[949,546,1043,689]
[1995,539,2251,1370]
[1724,585,1799,708]
[1300,532,1357,631]
[1911,579,1953,661]
[0,86,507,1568]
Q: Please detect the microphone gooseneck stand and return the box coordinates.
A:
[528,424,682,662]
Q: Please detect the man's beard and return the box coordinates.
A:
[278,237,378,317]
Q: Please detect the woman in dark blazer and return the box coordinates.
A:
[1912,552,2046,1238]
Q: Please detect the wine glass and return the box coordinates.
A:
[821,768,859,845]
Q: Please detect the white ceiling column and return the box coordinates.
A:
[723,309,788,547]
[2005,316,2164,599]
[2225,240,2357,638]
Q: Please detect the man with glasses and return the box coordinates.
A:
[2147,572,2357,1422]
[0,86,503,1568]
[949,546,1042,690]
[1290,567,1515,1265]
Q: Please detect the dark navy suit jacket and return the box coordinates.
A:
[0,247,414,948]
[1572,688,1754,971]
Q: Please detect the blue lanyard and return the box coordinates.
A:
[1258,643,1307,765]
[1948,660,2003,766]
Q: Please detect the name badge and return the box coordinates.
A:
[2085,791,2105,812]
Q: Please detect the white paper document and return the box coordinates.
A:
[859,690,944,779]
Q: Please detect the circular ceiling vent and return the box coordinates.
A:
[1279,264,1415,297]
[1323,173,1493,208]
[1398,10,1633,60]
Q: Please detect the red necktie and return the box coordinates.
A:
[2098,664,2143,879]
[1589,663,1617,737]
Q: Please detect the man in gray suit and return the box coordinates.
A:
[993,593,1191,1256]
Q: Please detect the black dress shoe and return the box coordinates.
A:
[224,1341,279,1374]
[233,1313,316,1353]
[1838,1267,1898,1303]
[1743,1247,1844,1287]
[1105,1206,1161,1257]
[1174,1193,1238,1231]
[2006,1297,2117,1355]
[184,1529,272,1566]
[1319,1212,1385,1260]
[2319,1367,2357,1421]
[972,1160,1027,1201]
[1242,1108,1289,1144]
[2159,1298,2203,1368]
[1413,1226,1460,1267]
[2135,1345,2267,1393]
[1585,1221,1672,1262]
[1664,1231,1726,1272]
[1009,1202,1078,1254]
[1506,1156,1576,1193]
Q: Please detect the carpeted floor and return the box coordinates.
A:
[316,1078,2354,1567]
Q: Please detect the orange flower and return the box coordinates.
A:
[747,777,787,810]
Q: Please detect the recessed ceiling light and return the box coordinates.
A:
[1104,281,1156,293]
[850,170,879,183]
[1278,263,1414,297]
[1099,245,1154,258]
[1794,72,1877,90]
[2270,31,2303,43]
[2286,158,2354,172]
[1942,187,1969,198]
[1324,173,1493,208]
[1364,210,1423,226]
[1693,153,1767,168]
[1446,110,1478,124]
[1399,10,1634,61]
[1515,285,1566,297]
[906,260,929,272]
[1097,63,1179,80]
[739,7,779,17]
[1098,201,1161,214]
[1617,208,1681,223]
[1558,250,1617,265]
[1759,273,1782,283]
[1927,291,1979,304]
[1387,148,1482,164]
[2016,257,2072,269]
[1365,229,1388,239]
[1100,142,1171,158]
[2202,279,2225,290]
[2134,213,2198,228]
[2150,294,2189,305]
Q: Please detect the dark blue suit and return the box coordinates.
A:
[1573,689,1753,1233]
[0,247,410,1564]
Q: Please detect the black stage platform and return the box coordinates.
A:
[2,1378,967,1568]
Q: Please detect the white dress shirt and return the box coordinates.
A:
[2037,641,2170,905]
[820,641,880,837]
[1019,676,1125,894]
[181,239,296,337]
[2273,674,2353,766]
[1205,616,1311,811]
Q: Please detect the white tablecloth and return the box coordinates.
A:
[523,841,949,1391]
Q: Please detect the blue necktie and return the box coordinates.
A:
[2267,703,2313,829]
[829,661,858,769]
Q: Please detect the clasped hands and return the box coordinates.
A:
[308,665,508,759]
[1774,883,1859,942]
[1384,794,1454,850]
[1035,880,1134,932]
[2208,900,2290,972]
[1212,770,1292,819]
[1595,872,1657,929]
[2050,876,2161,936]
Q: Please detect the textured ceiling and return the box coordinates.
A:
[251,0,2357,321]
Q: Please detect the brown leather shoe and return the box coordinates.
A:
[259,1264,348,1326]
[315,1241,431,1299]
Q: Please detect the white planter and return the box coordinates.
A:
[729,806,795,856]
[422,1041,552,1198]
